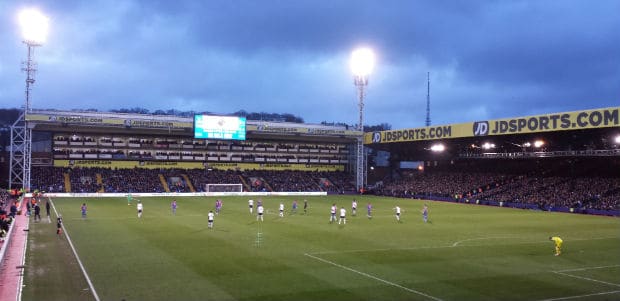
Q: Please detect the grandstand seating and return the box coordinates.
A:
[30,167,356,194]
[376,158,620,212]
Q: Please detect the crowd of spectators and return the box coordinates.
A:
[476,176,620,211]
[68,167,104,193]
[30,167,355,194]
[377,158,620,212]
[0,189,17,242]
[377,171,508,199]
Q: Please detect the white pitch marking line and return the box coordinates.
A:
[537,290,620,301]
[555,264,620,273]
[49,197,101,301]
[304,253,443,301]
[309,236,620,256]
[451,235,519,247]
[310,245,450,255]
[553,271,620,288]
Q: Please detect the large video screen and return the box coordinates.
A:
[193,115,246,140]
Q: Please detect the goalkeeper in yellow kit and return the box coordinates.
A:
[549,236,563,256]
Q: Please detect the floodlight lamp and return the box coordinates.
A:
[614,135,620,144]
[482,142,495,150]
[350,47,376,77]
[534,140,544,148]
[523,142,531,147]
[430,144,445,152]
[18,8,49,45]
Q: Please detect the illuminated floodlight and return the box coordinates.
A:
[533,140,544,148]
[523,142,531,147]
[350,47,376,77]
[614,135,620,144]
[482,142,495,150]
[430,144,445,152]
[18,8,49,45]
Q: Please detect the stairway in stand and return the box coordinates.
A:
[159,174,170,192]
[96,173,104,192]
[181,174,196,192]
[63,173,71,192]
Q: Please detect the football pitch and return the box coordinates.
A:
[24,196,620,301]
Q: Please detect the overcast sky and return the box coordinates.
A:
[1,0,618,129]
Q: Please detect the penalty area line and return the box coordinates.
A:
[49,197,101,301]
[555,264,620,273]
[303,253,443,301]
[537,290,620,301]
[552,271,620,288]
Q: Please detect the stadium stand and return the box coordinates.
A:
[376,158,619,214]
[30,166,356,194]
[9,107,619,217]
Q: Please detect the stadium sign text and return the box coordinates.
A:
[372,126,453,143]
[365,107,620,144]
[481,108,618,135]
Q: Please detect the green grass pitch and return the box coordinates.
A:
[23,196,620,301]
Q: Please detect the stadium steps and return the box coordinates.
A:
[63,173,71,192]
[238,176,251,192]
[96,173,104,192]
[159,174,171,192]
[181,174,196,192]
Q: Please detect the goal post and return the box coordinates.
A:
[205,184,243,192]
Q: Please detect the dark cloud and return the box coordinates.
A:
[1,0,618,129]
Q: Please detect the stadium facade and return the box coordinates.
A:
[2,106,618,215]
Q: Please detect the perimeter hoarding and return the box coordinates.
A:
[365,107,619,144]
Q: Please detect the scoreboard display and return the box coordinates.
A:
[193,115,246,140]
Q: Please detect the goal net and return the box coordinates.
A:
[205,184,243,192]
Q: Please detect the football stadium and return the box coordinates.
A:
[1,107,618,301]
[1,3,620,301]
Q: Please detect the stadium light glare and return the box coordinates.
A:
[18,8,49,45]
[482,142,495,150]
[523,142,532,147]
[534,140,544,148]
[350,47,376,77]
[430,144,445,152]
[614,135,620,144]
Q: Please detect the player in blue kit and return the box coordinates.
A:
[421,204,429,223]
[81,203,87,219]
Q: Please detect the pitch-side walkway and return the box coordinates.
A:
[0,201,29,301]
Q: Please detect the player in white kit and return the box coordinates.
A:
[338,207,346,225]
[394,205,401,222]
[257,205,264,221]
[248,199,254,214]
[137,200,144,218]
[208,210,214,229]
[330,204,337,223]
